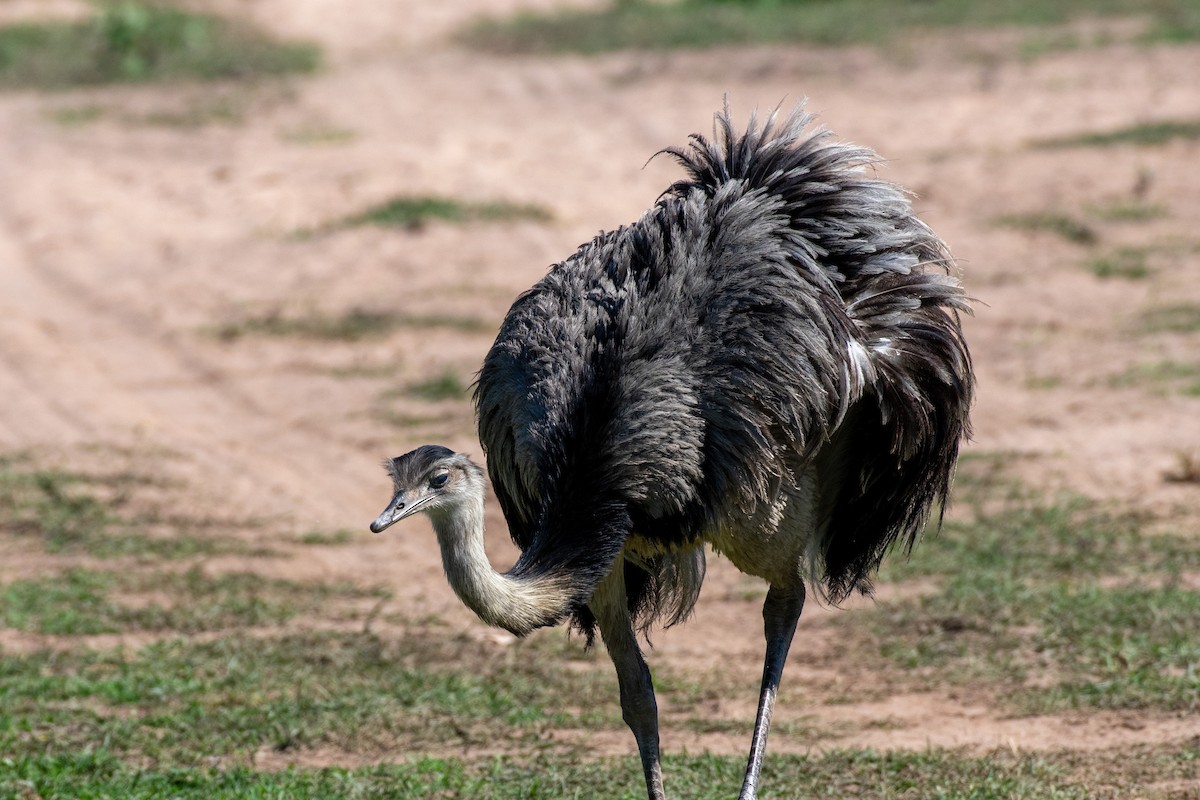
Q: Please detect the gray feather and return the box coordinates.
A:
[474,103,974,632]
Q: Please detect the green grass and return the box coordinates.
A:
[883,493,1198,585]
[408,370,470,402]
[1023,374,1063,390]
[1,444,1198,795]
[1014,26,1125,60]
[868,468,1200,713]
[1133,303,1200,334]
[329,195,552,233]
[296,528,357,546]
[875,575,1200,712]
[0,569,116,636]
[130,93,246,127]
[46,89,292,130]
[1109,360,1200,395]
[1145,2,1200,42]
[280,123,357,145]
[1034,119,1200,149]
[0,630,616,764]
[44,104,106,127]
[0,2,319,89]
[1023,583,1200,712]
[214,308,495,343]
[1087,246,1151,279]
[0,747,1139,799]
[0,622,1195,796]
[991,214,1165,279]
[460,0,1200,54]
[1087,200,1167,222]
[50,79,305,130]
[0,567,387,635]
[375,409,458,434]
[0,462,116,548]
[993,212,1098,245]
[0,459,268,559]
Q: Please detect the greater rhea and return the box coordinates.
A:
[371,105,973,800]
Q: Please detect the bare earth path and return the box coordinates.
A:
[1,0,1198,768]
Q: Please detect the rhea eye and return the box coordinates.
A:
[429,472,449,489]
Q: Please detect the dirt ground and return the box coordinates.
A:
[1,0,1198,769]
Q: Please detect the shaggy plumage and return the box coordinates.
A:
[475,105,971,629]
[375,104,973,800]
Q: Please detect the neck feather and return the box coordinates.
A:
[428,493,573,636]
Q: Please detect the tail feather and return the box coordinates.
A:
[481,102,973,628]
[665,102,974,601]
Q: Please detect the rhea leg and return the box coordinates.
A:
[592,570,665,800]
[738,583,805,800]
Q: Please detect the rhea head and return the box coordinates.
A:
[370,445,484,533]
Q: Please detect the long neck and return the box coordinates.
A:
[427,493,574,636]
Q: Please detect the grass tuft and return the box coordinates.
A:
[47,85,298,130]
[44,104,106,127]
[332,195,552,233]
[281,123,357,145]
[1133,303,1200,335]
[1144,3,1200,43]
[1108,360,1200,395]
[1087,200,1167,222]
[1087,247,1151,279]
[408,371,470,402]
[131,93,245,127]
[460,0,1200,54]
[296,528,357,546]
[993,212,1098,245]
[1034,119,1200,149]
[0,2,319,89]
[214,308,494,343]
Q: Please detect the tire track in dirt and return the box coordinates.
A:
[0,229,98,440]
[0,113,383,534]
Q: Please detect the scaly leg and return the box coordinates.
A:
[738,583,805,800]
[593,569,665,800]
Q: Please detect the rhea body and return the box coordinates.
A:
[371,106,973,800]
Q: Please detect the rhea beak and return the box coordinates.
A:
[370,491,425,533]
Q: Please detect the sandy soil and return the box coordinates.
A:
[1,0,1199,768]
